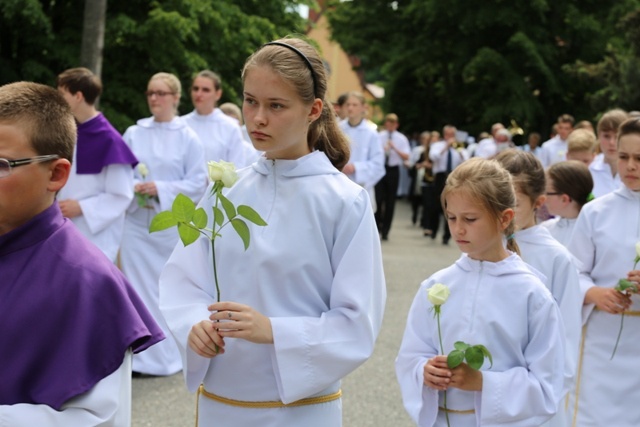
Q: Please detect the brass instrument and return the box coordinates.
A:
[509,119,524,136]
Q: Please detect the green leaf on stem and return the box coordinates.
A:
[149,211,177,232]
[172,193,195,223]
[238,205,268,226]
[475,344,493,368]
[178,222,200,246]
[135,192,150,208]
[219,192,236,220]
[454,341,470,351]
[213,206,224,227]
[192,207,208,229]
[447,349,465,369]
[465,346,484,370]
[231,218,250,250]
[616,279,638,293]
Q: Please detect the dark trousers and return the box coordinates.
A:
[433,172,451,242]
[375,165,400,238]
[420,184,437,232]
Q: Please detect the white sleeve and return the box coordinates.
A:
[159,187,221,392]
[78,164,134,234]
[0,351,132,427]
[480,300,565,426]
[567,210,597,323]
[352,131,385,188]
[395,286,439,427]
[155,131,208,211]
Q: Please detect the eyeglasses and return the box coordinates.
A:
[145,90,175,98]
[545,192,562,196]
[0,155,60,178]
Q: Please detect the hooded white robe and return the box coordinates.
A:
[396,253,565,427]
[515,225,583,427]
[120,116,207,375]
[159,151,386,427]
[567,186,640,427]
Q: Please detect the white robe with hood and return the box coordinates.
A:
[159,151,386,427]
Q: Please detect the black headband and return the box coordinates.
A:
[263,41,318,98]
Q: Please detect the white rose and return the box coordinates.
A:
[635,242,640,259]
[427,283,450,306]
[208,160,238,188]
[137,163,149,178]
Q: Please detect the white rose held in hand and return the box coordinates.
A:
[137,162,149,178]
[427,283,492,427]
[428,283,450,306]
[208,160,238,188]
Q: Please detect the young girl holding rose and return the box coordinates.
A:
[396,157,565,427]
[159,38,386,427]
[567,117,640,426]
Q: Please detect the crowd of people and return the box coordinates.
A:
[2,35,640,427]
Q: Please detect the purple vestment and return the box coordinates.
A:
[0,203,164,410]
[76,113,138,174]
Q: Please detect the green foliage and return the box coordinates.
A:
[0,0,310,132]
[447,341,493,370]
[328,0,640,137]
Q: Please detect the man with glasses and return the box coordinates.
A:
[56,67,138,262]
[0,81,164,425]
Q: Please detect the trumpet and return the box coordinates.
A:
[509,119,524,136]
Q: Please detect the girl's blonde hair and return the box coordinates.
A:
[241,37,350,169]
[442,158,519,254]
[149,72,181,111]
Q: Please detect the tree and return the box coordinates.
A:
[327,0,640,137]
[0,0,312,131]
[80,0,107,77]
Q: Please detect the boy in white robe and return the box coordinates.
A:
[567,117,640,427]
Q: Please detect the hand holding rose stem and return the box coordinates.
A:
[611,243,640,360]
[428,284,493,426]
[150,161,267,352]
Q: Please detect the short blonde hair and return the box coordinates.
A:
[567,129,597,154]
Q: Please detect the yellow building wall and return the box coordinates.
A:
[307,13,382,123]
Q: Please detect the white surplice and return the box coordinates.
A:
[541,217,577,248]
[539,136,567,168]
[57,147,133,262]
[589,153,622,198]
[515,225,583,427]
[0,351,132,426]
[567,186,640,427]
[159,151,386,427]
[396,253,565,427]
[339,119,385,208]
[120,117,207,375]
[182,109,247,167]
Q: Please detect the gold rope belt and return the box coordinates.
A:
[594,308,640,316]
[438,406,475,414]
[197,384,342,409]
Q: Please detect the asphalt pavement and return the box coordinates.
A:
[132,199,461,426]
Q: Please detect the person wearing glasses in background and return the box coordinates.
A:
[56,67,138,263]
[182,70,248,168]
[0,81,164,426]
[119,72,207,377]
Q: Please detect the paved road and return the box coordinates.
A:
[132,200,460,426]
